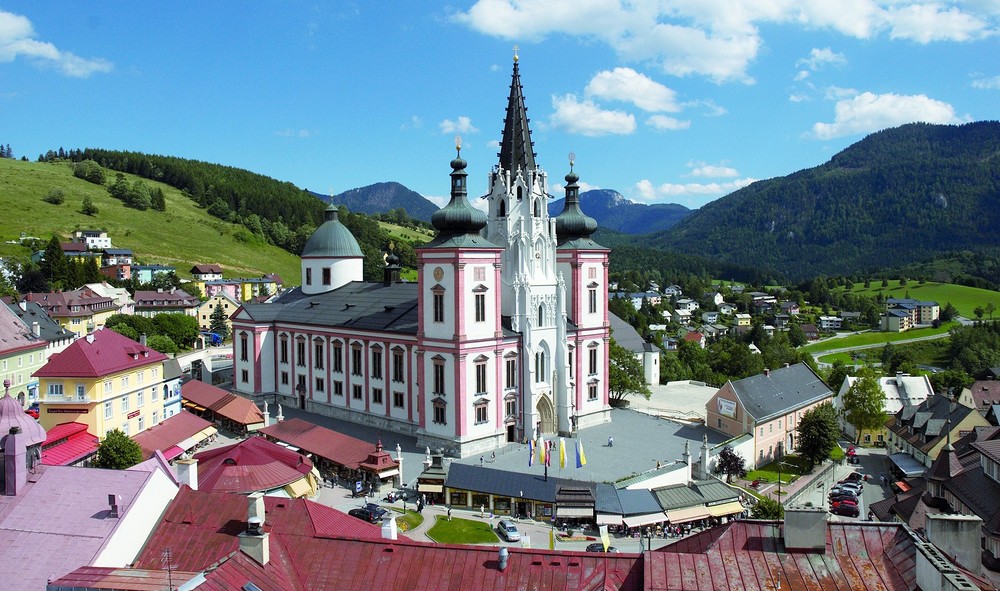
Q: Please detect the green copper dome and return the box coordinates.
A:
[555,164,598,245]
[301,206,364,258]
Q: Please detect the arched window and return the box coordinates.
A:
[537,304,545,327]
[517,186,523,200]
[533,199,540,217]
[498,199,506,217]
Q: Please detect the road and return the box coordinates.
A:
[808,330,951,367]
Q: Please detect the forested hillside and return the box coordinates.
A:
[654,122,1000,282]
[313,182,439,223]
[548,189,691,234]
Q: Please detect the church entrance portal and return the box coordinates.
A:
[536,396,554,434]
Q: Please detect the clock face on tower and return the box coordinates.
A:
[433,267,444,281]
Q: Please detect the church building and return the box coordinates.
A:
[231,56,611,457]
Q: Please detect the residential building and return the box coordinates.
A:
[674,298,699,312]
[886,297,940,325]
[881,309,913,332]
[734,313,751,327]
[60,241,89,259]
[970,380,1000,418]
[683,330,705,349]
[197,292,240,334]
[200,275,283,302]
[707,363,834,467]
[101,248,133,266]
[34,329,170,438]
[72,229,111,250]
[834,373,933,445]
[663,284,682,297]
[131,264,175,285]
[231,57,611,457]
[23,288,120,335]
[886,393,990,468]
[771,313,790,329]
[85,281,135,315]
[800,323,819,339]
[818,315,842,330]
[672,308,692,324]
[133,288,201,317]
[609,313,659,386]
[700,311,719,324]
[780,300,800,315]
[718,303,735,315]
[100,262,131,281]
[705,292,724,306]
[0,303,47,407]
[190,263,224,282]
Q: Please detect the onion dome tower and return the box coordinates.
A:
[554,156,601,248]
[300,205,364,294]
[425,139,493,248]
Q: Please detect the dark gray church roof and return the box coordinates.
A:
[498,55,536,174]
[609,313,659,354]
[240,281,419,334]
[728,363,833,422]
[300,206,363,259]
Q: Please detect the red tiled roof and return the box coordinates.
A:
[182,380,265,426]
[40,422,99,466]
[133,290,200,307]
[260,418,395,471]
[648,521,917,590]
[33,327,167,378]
[193,436,313,493]
[24,289,116,318]
[48,566,201,591]
[131,410,213,460]
[133,486,391,573]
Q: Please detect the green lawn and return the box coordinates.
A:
[818,337,951,367]
[426,515,500,544]
[833,280,1000,319]
[800,322,956,354]
[390,508,424,533]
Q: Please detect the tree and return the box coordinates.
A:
[40,235,68,289]
[73,159,106,184]
[795,402,840,470]
[81,195,99,216]
[713,446,747,483]
[147,334,179,354]
[209,304,230,341]
[750,496,784,520]
[988,303,996,321]
[974,306,985,321]
[787,324,807,348]
[841,366,887,444]
[152,313,199,348]
[941,302,958,322]
[608,337,651,405]
[92,429,143,469]
[107,172,129,200]
[43,189,65,204]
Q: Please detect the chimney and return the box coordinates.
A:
[18,300,26,312]
[498,547,509,571]
[381,510,398,540]
[925,514,983,575]
[174,456,198,490]
[86,333,95,344]
[764,368,770,377]
[239,492,269,566]
[4,427,27,496]
[107,493,119,518]
[782,507,828,553]
[31,322,39,337]
[140,333,147,346]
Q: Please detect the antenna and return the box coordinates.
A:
[160,547,178,590]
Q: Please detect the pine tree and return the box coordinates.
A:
[40,236,68,289]
[209,304,231,341]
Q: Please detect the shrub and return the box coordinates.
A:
[43,189,65,204]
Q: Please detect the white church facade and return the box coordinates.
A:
[231,56,611,457]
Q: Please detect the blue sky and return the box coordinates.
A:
[2,2,998,211]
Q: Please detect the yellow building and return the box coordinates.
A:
[197,292,240,335]
[24,288,122,336]
[34,329,169,438]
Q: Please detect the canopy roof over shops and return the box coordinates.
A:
[181,381,265,431]
[889,453,927,478]
[259,418,397,477]
[131,410,215,461]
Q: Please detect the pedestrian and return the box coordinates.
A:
[481,504,485,518]
[447,506,452,521]
[608,436,614,447]
[422,494,426,506]
[480,456,484,467]
[492,451,496,462]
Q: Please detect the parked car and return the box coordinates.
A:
[831,503,860,518]
[839,481,863,494]
[24,403,39,419]
[829,491,858,504]
[348,503,388,524]
[497,519,521,542]
[829,498,858,510]
[841,471,864,483]
[586,542,620,553]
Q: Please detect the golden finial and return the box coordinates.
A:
[455,134,462,155]
[569,152,575,171]
[513,45,519,62]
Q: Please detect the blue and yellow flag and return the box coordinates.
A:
[575,439,587,468]
[528,439,534,467]
[559,438,566,469]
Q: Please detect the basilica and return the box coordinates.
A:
[231,56,611,457]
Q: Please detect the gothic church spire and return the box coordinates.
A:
[498,48,537,173]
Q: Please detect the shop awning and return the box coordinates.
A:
[377,468,400,478]
[894,481,912,493]
[596,513,623,525]
[284,477,312,498]
[162,445,185,462]
[418,483,443,493]
[666,506,711,524]
[622,512,666,528]
[888,453,926,477]
[184,402,207,412]
[177,436,200,450]
[197,426,218,439]
[555,507,594,518]
[707,501,744,517]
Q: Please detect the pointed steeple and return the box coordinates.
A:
[498,48,537,174]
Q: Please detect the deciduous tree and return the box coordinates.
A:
[751,496,784,519]
[796,402,840,470]
[93,429,143,469]
[842,366,887,444]
[608,337,650,405]
[713,446,747,483]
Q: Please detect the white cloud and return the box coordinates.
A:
[687,161,739,178]
[972,75,1000,89]
[0,10,112,77]
[400,115,422,130]
[789,93,810,103]
[633,177,757,204]
[426,193,490,213]
[811,91,965,139]
[683,99,728,117]
[796,47,847,70]
[549,94,636,136]
[454,1,997,83]
[584,68,680,112]
[824,85,858,100]
[885,4,989,42]
[439,116,478,134]
[794,70,810,81]
[552,180,601,195]
[646,115,691,130]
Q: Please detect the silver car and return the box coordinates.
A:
[497,519,521,542]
